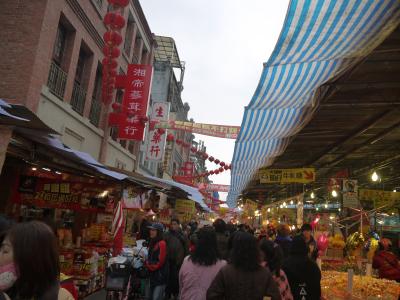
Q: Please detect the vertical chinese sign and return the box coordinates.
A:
[112,64,153,141]
[146,102,170,161]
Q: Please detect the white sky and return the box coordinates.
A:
[141,0,290,200]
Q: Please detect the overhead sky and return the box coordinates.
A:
[140,0,290,201]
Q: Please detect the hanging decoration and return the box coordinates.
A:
[101,0,128,105]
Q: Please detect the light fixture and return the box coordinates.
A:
[291,225,296,230]
[31,167,37,171]
[279,204,283,209]
[55,171,62,175]
[255,210,260,215]
[267,208,271,213]
[329,216,334,220]
[42,167,51,172]
[99,190,109,197]
[283,202,286,207]
[316,207,319,211]
[324,203,328,209]
[310,192,315,199]
[371,171,379,182]
[240,204,244,208]
[377,220,384,225]
[393,189,397,193]
[331,190,338,198]
[338,207,341,212]
[152,215,156,220]
[290,200,294,205]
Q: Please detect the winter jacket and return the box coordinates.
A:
[206,264,281,300]
[216,232,229,260]
[372,250,400,281]
[282,255,321,300]
[164,229,188,266]
[275,236,292,258]
[146,240,169,287]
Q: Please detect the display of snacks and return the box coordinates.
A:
[59,249,74,275]
[57,229,74,248]
[321,271,400,300]
[73,249,95,279]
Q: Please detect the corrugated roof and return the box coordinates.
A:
[154,36,182,68]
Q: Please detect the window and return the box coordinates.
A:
[89,65,102,126]
[53,25,67,65]
[75,50,86,84]
[124,17,134,55]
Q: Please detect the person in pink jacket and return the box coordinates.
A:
[179,227,226,300]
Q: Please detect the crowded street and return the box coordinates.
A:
[0,0,400,299]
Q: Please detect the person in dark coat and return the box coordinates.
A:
[207,231,280,300]
[282,235,321,300]
[213,219,229,260]
[164,219,188,299]
[300,224,318,260]
[275,224,292,258]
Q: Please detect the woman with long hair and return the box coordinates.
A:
[260,239,293,300]
[207,231,280,300]
[179,227,226,300]
[145,222,169,300]
[0,221,74,300]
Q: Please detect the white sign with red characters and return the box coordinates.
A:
[118,64,153,141]
[146,102,170,161]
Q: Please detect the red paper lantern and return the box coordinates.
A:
[214,159,220,164]
[215,170,220,174]
[102,58,118,69]
[224,165,229,170]
[108,0,129,7]
[190,147,197,153]
[219,167,224,172]
[203,153,209,159]
[176,139,182,145]
[210,171,215,175]
[209,156,214,162]
[111,102,121,111]
[104,31,123,46]
[166,134,175,142]
[103,46,121,58]
[104,13,126,29]
[220,162,225,167]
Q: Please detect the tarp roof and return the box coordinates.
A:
[227,0,400,207]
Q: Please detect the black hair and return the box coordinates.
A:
[7,221,59,299]
[230,231,261,271]
[301,223,312,232]
[149,227,164,249]
[260,239,284,276]
[171,218,180,225]
[190,227,219,266]
[213,218,227,233]
[290,235,308,256]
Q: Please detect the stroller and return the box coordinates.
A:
[105,241,149,300]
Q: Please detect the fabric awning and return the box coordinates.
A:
[227,0,400,206]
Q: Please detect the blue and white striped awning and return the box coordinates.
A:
[227,0,400,207]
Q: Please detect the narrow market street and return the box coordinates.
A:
[0,1,400,300]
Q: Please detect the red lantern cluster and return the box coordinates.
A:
[164,132,232,178]
[102,0,128,105]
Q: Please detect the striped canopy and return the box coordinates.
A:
[227,0,400,207]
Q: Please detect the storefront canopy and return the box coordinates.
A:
[227,0,400,207]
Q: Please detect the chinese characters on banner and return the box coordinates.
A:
[202,184,230,193]
[154,120,240,139]
[175,199,195,222]
[118,64,153,141]
[259,168,315,184]
[146,102,170,161]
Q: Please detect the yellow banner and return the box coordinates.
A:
[259,168,315,184]
[175,199,195,222]
[359,189,400,209]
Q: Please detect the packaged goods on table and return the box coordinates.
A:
[321,271,400,300]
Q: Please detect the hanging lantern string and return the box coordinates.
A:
[166,132,231,178]
[101,0,129,105]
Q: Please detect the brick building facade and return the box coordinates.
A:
[0,0,155,171]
